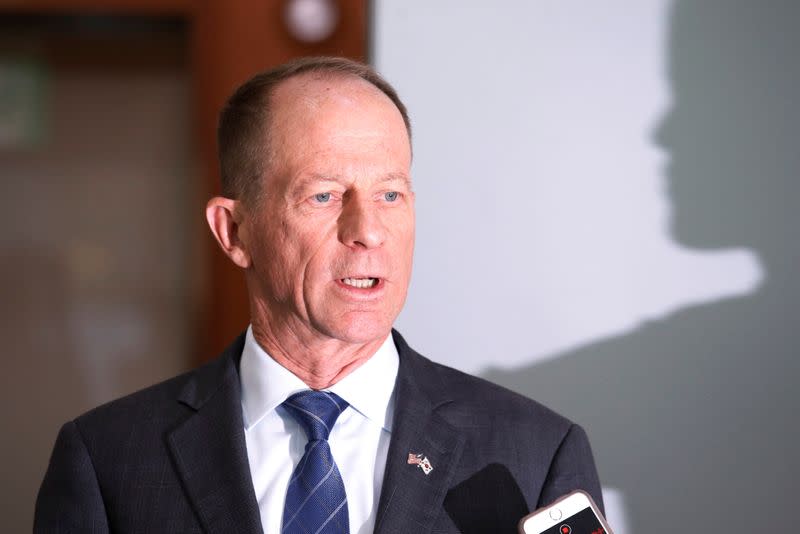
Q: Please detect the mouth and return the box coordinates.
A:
[340,277,380,289]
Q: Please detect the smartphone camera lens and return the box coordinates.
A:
[560,526,572,534]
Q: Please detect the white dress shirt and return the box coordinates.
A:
[240,326,398,534]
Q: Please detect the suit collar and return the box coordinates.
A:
[374,330,466,533]
[175,333,245,411]
[389,329,455,411]
[168,333,264,534]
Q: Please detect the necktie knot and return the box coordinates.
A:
[282,390,348,442]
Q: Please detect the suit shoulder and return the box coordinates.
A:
[409,349,574,436]
[72,353,229,435]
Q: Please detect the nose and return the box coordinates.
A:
[653,105,675,150]
[338,194,387,249]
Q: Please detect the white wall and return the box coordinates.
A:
[374,1,799,532]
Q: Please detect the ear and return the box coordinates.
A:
[205,196,251,268]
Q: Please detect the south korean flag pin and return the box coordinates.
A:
[407,452,433,475]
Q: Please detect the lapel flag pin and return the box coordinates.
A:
[407,452,433,475]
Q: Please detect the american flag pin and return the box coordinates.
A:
[407,452,433,475]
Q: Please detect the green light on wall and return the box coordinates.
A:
[0,58,48,149]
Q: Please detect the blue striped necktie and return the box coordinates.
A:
[281,390,350,534]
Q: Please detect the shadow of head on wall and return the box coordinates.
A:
[656,0,799,279]
[485,1,800,532]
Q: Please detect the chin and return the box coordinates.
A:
[318,313,394,345]
[669,214,738,251]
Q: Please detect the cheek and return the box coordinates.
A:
[391,213,415,266]
[251,222,305,296]
[293,221,339,288]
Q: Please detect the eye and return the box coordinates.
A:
[314,192,332,203]
[384,191,399,202]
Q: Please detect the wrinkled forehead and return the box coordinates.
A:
[266,73,411,161]
[272,73,403,126]
[254,73,411,197]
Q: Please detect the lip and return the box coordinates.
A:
[333,277,386,300]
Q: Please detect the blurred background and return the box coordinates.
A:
[2,1,797,532]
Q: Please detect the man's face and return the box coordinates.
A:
[242,74,414,345]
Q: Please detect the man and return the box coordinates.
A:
[35,57,602,533]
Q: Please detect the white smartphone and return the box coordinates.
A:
[518,490,613,534]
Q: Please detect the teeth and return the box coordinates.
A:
[342,277,377,289]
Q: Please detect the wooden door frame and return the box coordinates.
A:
[1,0,368,363]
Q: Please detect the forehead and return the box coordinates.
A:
[271,72,398,120]
[271,74,407,143]
[265,73,411,183]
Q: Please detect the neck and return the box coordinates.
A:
[250,313,386,390]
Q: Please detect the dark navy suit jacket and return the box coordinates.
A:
[35,330,603,533]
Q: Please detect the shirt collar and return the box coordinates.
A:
[239,326,398,432]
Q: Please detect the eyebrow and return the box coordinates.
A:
[293,172,412,191]
[380,172,413,188]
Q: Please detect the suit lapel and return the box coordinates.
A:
[167,335,263,534]
[375,331,466,534]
